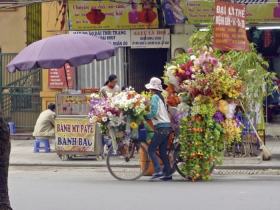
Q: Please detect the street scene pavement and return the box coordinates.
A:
[8,166,280,210]
[7,136,280,210]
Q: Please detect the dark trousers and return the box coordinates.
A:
[148,127,172,176]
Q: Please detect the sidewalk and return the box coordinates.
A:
[9,137,280,169]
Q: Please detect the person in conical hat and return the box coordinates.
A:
[145,77,173,181]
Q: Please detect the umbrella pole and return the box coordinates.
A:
[63,65,69,89]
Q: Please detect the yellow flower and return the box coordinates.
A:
[130,122,138,129]
[176,68,183,73]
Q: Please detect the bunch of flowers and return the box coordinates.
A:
[165,85,180,107]
[111,87,150,126]
[88,88,150,151]
[162,46,245,181]
[88,88,150,142]
[222,119,242,144]
[88,93,126,134]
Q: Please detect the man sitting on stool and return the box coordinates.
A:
[33,103,56,140]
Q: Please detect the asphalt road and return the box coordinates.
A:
[8,166,280,210]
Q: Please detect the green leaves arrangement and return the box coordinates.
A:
[189,24,275,108]
[179,103,225,181]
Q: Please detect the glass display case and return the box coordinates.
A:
[56,93,90,117]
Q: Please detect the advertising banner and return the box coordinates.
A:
[69,30,131,47]
[69,0,158,30]
[213,1,249,51]
[48,64,74,89]
[55,119,95,152]
[130,29,170,48]
[162,0,280,24]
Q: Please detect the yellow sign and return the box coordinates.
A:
[55,118,95,152]
[69,1,159,30]
[161,0,280,24]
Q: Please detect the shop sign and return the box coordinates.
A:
[130,29,170,48]
[69,30,131,47]
[55,119,95,152]
[68,0,158,30]
[162,0,280,24]
[213,1,249,51]
[48,63,74,89]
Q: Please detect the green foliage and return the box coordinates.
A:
[179,113,225,181]
[189,25,214,51]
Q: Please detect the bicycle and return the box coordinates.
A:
[106,131,215,181]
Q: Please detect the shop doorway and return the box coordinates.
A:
[127,48,169,92]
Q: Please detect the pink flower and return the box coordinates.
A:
[180,64,187,70]
[209,47,214,53]
[194,61,200,66]
[199,55,205,63]
[226,57,231,62]
[196,50,201,55]
[177,162,186,166]
[211,58,218,66]
[188,48,194,53]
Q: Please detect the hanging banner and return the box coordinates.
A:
[161,0,280,24]
[131,29,170,48]
[213,1,249,51]
[48,63,74,89]
[55,119,95,152]
[68,0,158,30]
[69,30,131,47]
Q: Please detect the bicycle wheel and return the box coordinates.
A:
[106,141,149,181]
[173,144,215,179]
[172,144,188,179]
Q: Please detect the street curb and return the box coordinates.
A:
[9,163,107,167]
[215,165,280,170]
[9,162,280,170]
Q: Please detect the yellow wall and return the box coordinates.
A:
[0,5,26,53]
[40,2,66,110]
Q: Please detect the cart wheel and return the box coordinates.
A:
[59,154,72,161]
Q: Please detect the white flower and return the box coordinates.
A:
[102,117,107,122]
[167,65,177,71]
[90,93,99,98]
[106,92,113,98]
[190,55,196,61]
[190,67,195,72]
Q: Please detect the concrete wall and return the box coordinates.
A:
[0,5,26,53]
[170,25,195,59]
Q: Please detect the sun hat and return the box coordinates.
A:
[145,77,163,91]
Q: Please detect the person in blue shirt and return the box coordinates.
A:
[145,77,172,181]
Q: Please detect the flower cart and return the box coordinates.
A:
[55,93,104,161]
